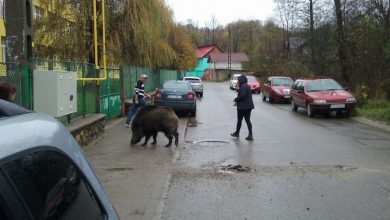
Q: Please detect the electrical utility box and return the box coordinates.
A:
[33,71,77,117]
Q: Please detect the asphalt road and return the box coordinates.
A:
[86,81,390,220]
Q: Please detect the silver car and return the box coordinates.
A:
[183,76,203,98]
[0,100,119,220]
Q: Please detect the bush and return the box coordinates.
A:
[356,99,390,124]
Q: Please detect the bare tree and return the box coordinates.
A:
[334,0,349,83]
[274,0,300,59]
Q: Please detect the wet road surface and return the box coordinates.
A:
[86,81,390,220]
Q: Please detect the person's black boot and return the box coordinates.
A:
[230,132,239,138]
[245,134,253,141]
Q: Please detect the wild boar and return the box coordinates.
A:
[131,105,179,147]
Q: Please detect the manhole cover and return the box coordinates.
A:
[192,140,229,147]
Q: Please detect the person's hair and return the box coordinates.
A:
[0,82,17,101]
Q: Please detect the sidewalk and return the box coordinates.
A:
[351,116,390,132]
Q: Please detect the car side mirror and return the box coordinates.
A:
[344,87,349,91]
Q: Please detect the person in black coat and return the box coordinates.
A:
[231,75,254,140]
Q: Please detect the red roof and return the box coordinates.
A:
[196,46,214,58]
[209,52,249,62]
[195,44,224,58]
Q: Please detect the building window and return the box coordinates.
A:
[34,6,42,20]
[1,37,5,63]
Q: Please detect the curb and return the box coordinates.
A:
[351,116,390,133]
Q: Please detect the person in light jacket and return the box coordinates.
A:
[231,75,254,140]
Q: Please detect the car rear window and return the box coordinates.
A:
[306,79,343,92]
[163,82,190,90]
[184,78,201,83]
[271,78,293,86]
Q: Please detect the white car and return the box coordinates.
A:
[183,76,203,97]
[229,74,241,90]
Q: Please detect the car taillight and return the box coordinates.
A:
[187,92,195,100]
[155,91,162,99]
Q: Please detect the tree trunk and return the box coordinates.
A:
[334,0,349,84]
[309,0,315,72]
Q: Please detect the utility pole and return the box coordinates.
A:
[5,0,34,64]
[228,27,232,77]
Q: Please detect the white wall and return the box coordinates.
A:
[211,61,243,70]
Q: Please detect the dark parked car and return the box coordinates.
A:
[290,78,356,117]
[0,100,119,220]
[246,76,261,94]
[183,76,203,97]
[262,76,294,103]
[154,80,197,116]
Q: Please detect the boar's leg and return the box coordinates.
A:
[164,132,173,147]
[174,131,179,146]
[142,134,151,146]
[151,132,158,145]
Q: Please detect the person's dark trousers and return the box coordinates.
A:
[125,98,146,125]
[234,109,252,136]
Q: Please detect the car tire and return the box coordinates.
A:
[262,93,266,101]
[191,109,196,117]
[307,103,314,117]
[269,96,274,103]
[291,100,298,111]
[200,93,203,98]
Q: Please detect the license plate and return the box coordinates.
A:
[330,104,345,109]
[168,95,181,99]
[284,95,291,98]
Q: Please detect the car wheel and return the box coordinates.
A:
[291,100,298,111]
[307,103,314,117]
[200,93,203,98]
[190,109,196,117]
[262,93,266,101]
[269,96,274,103]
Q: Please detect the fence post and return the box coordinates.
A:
[21,64,32,109]
[120,66,125,116]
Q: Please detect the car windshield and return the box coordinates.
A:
[163,81,190,90]
[247,76,257,83]
[184,78,201,83]
[271,78,293,86]
[306,79,343,92]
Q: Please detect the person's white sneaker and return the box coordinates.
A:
[125,123,130,128]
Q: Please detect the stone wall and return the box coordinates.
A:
[67,114,106,146]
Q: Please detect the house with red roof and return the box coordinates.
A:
[186,44,249,81]
[186,44,223,79]
[208,52,249,81]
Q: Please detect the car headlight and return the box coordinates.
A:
[313,100,327,104]
[273,89,281,95]
[346,97,356,103]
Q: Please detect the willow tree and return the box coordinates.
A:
[168,24,197,70]
[108,0,177,68]
[33,0,122,63]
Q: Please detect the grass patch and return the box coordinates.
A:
[356,99,390,124]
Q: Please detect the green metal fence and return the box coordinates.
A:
[0,62,32,109]
[1,59,187,123]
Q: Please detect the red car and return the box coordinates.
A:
[262,76,294,103]
[290,78,356,117]
[246,76,261,94]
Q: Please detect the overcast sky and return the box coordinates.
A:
[164,0,276,27]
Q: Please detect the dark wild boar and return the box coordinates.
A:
[131,105,179,147]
